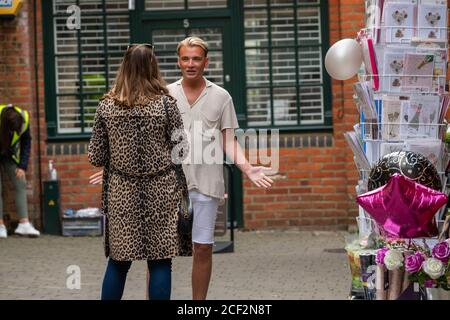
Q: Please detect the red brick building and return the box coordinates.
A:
[0,0,385,232]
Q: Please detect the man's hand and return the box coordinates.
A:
[15,168,26,180]
[89,170,103,185]
[245,166,274,189]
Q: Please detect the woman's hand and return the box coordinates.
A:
[89,170,104,185]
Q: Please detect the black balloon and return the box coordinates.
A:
[368,151,442,191]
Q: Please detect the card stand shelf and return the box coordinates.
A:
[348,0,450,301]
[358,74,448,95]
[359,121,447,141]
[363,25,450,46]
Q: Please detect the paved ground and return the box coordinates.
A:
[0,230,351,300]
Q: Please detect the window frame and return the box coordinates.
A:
[243,0,332,131]
[42,0,332,140]
[42,0,130,141]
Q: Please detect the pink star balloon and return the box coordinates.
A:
[356,173,448,238]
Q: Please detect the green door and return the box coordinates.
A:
[143,19,232,94]
[141,18,244,227]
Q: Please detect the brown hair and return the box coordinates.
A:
[177,37,209,57]
[0,107,23,156]
[107,44,169,106]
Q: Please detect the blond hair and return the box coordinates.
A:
[176,37,209,57]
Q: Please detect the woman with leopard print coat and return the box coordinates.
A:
[88,44,191,300]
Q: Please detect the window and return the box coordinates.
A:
[150,28,225,86]
[43,0,129,137]
[43,0,331,138]
[145,0,227,11]
[244,0,331,128]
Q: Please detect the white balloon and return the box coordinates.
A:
[325,39,363,80]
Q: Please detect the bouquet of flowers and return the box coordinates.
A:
[376,238,450,292]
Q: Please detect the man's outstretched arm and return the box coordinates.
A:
[221,128,273,189]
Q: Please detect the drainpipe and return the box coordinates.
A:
[33,0,43,228]
[336,0,344,121]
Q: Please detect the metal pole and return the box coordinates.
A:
[226,163,234,243]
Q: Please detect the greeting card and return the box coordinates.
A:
[382,48,409,92]
[413,41,448,93]
[383,2,416,43]
[365,0,383,43]
[381,96,403,140]
[417,4,448,40]
[401,53,434,91]
[405,139,443,170]
[400,95,440,138]
[380,142,405,156]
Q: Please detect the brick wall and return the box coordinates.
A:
[45,144,100,209]
[243,1,365,230]
[1,1,368,231]
[0,0,42,227]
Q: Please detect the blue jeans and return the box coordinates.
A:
[101,258,172,300]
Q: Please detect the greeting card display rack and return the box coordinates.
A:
[346,0,450,300]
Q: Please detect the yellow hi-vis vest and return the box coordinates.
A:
[0,104,30,164]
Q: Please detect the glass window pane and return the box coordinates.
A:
[105,0,129,12]
[83,97,99,131]
[244,0,326,128]
[54,0,76,15]
[272,47,296,85]
[108,55,124,88]
[273,87,297,126]
[299,86,323,124]
[54,0,128,14]
[246,48,269,86]
[145,0,185,10]
[57,95,82,134]
[189,28,223,50]
[244,9,268,47]
[247,88,271,126]
[270,0,295,6]
[52,0,132,136]
[203,51,223,86]
[151,29,186,84]
[80,15,105,54]
[152,28,186,53]
[78,0,103,13]
[189,28,223,85]
[107,15,130,54]
[297,6,321,43]
[54,17,78,54]
[56,56,79,94]
[244,0,266,8]
[157,55,181,85]
[81,55,106,93]
[188,0,227,9]
[271,8,295,47]
[298,47,322,84]
[298,0,320,4]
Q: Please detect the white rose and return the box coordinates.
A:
[384,249,403,270]
[423,258,445,280]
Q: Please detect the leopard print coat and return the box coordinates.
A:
[88,95,192,261]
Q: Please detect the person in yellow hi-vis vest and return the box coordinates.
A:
[0,104,39,238]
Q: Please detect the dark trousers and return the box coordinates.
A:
[101,257,172,300]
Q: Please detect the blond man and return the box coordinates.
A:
[168,37,273,299]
